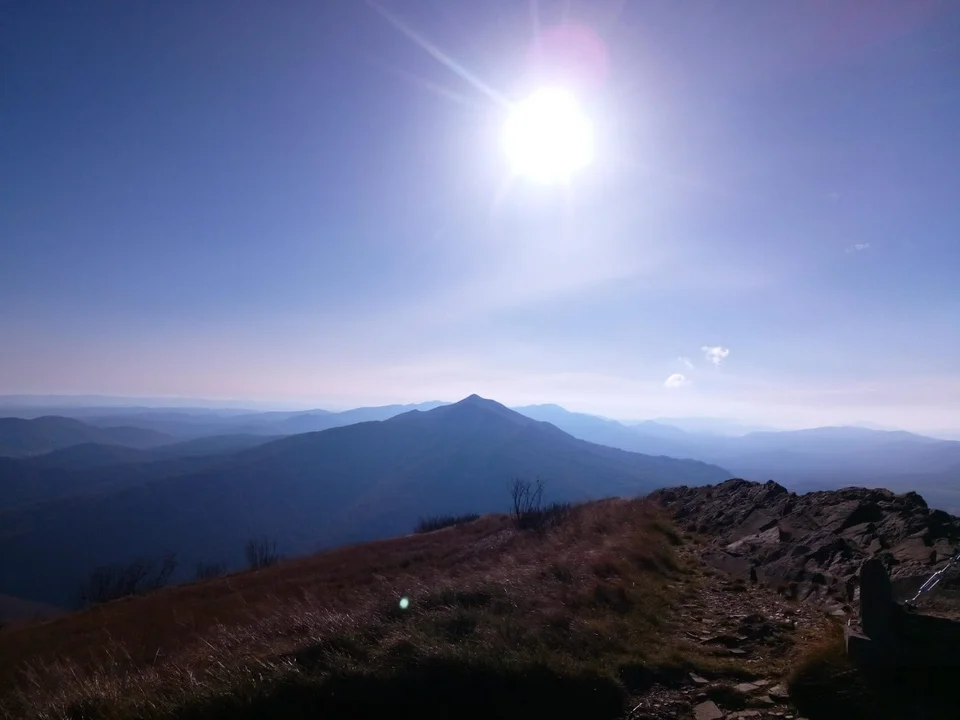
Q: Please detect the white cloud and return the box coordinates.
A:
[846,242,871,253]
[701,346,730,366]
[664,373,690,388]
[678,356,694,370]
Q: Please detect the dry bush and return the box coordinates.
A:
[509,477,571,532]
[194,561,228,582]
[76,553,178,608]
[244,537,280,570]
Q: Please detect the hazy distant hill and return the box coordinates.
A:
[0,395,730,605]
[262,402,450,435]
[513,404,704,458]
[0,416,173,457]
[24,443,152,470]
[523,405,960,479]
[646,417,777,436]
[710,426,960,478]
[66,402,451,438]
[0,435,281,510]
[21,434,277,471]
[510,406,960,511]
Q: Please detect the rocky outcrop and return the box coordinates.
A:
[650,479,960,606]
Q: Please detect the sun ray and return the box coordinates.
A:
[487,171,517,221]
[366,0,511,109]
[379,61,487,110]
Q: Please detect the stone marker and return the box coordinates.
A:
[859,557,896,643]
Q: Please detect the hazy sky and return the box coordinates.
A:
[2,1,959,431]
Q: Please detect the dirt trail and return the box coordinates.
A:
[624,542,835,720]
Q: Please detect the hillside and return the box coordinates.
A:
[0,395,730,606]
[0,593,62,626]
[3,478,957,718]
[0,416,174,457]
[0,498,831,720]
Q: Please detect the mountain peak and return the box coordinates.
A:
[429,395,540,427]
[452,394,509,411]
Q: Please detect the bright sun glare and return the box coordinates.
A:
[501,86,594,184]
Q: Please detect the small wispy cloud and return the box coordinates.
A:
[846,242,871,253]
[664,373,690,389]
[678,356,694,370]
[701,346,730,366]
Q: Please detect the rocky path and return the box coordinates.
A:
[624,543,836,720]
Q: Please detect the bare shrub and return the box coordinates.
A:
[244,537,280,570]
[510,477,571,532]
[76,552,177,608]
[194,561,228,581]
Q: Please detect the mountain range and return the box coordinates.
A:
[0,416,174,457]
[0,395,729,605]
[2,394,959,607]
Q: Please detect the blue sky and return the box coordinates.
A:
[2,0,958,431]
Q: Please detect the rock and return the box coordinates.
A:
[649,480,960,606]
[768,683,789,701]
[701,633,747,647]
[693,700,724,720]
[689,673,709,685]
[730,712,761,719]
[734,682,760,693]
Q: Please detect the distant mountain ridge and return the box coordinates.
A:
[516,407,960,512]
[4,398,959,514]
[0,416,174,457]
[0,395,731,605]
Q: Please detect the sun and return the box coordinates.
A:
[501,86,594,184]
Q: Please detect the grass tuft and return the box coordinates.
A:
[414,514,481,534]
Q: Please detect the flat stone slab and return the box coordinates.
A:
[694,700,724,720]
[768,683,789,700]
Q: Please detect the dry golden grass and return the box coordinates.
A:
[0,498,692,720]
